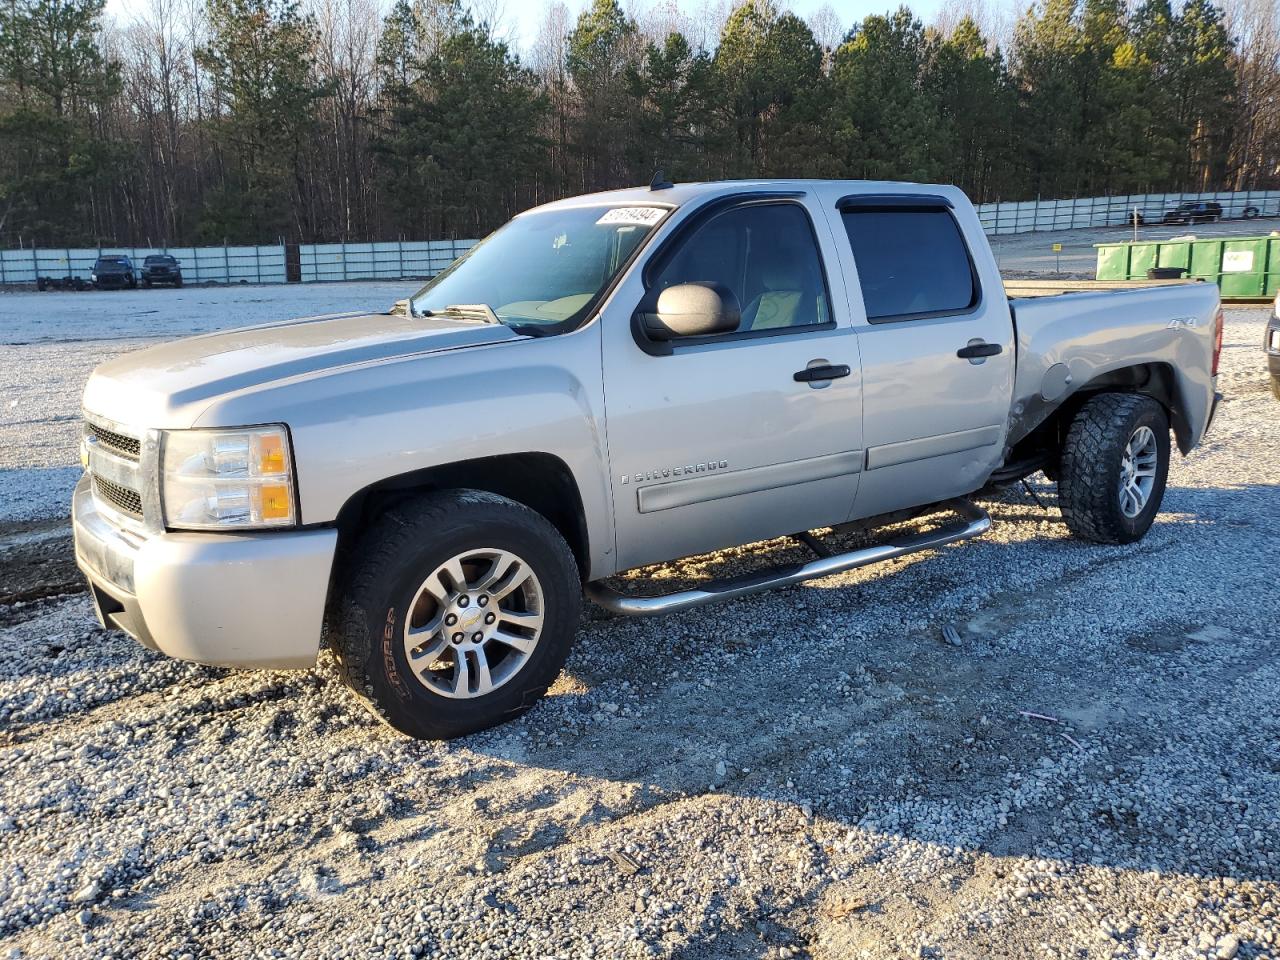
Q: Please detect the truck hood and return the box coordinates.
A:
[83,311,520,427]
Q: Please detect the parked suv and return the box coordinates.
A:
[1162,201,1223,225]
[141,254,183,288]
[90,256,136,290]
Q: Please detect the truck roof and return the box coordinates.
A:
[525,179,963,215]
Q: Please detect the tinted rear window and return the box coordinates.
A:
[840,209,977,321]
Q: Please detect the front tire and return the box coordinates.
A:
[1058,393,1170,544]
[329,490,581,739]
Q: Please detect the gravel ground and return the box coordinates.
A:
[0,288,1277,958]
[1,281,419,344]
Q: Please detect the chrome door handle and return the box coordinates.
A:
[793,363,851,383]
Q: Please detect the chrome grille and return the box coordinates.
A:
[87,422,140,460]
[93,475,143,518]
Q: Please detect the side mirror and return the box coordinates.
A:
[643,282,741,340]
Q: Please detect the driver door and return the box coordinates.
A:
[599,196,864,572]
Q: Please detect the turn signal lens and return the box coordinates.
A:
[257,434,287,475]
[256,484,293,521]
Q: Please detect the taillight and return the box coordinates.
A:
[1212,307,1223,377]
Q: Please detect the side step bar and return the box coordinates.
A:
[585,499,990,617]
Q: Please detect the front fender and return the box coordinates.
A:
[196,326,615,576]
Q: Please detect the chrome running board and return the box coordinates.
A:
[585,499,990,617]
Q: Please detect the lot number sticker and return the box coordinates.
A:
[597,207,666,226]
[1222,250,1254,272]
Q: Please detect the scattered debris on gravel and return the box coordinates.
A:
[0,294,1276,959]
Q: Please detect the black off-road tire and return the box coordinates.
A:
[1058,393,1170,544]
[328,489,580,739]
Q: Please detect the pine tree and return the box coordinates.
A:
[832,7,939,182]
[197,0,324,240]
[0,0,122,243]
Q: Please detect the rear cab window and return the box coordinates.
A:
[838,198,980,323]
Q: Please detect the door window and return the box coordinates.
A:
[651,203,830,334]
[840,208,978,322]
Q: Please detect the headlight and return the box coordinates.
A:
[161,426,296,529]
[90,273,97,281]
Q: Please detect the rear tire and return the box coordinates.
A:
[329,489,581,739]
[1058,393,1170,544]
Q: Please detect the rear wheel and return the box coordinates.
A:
[1058,393,1170,544]
[329,490,581,739]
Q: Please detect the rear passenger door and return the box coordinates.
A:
[820,190,1015,519]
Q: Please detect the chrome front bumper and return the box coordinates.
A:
[72,474,338,669]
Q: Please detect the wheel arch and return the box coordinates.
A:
[332,453,591,579]
[1001,362,1190,482]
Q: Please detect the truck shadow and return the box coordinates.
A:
[445,478,1279,944]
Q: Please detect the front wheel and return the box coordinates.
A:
[1058,393,1170,544]
[329,490,581,739]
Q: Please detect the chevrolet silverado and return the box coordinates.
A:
[73,180,1223,738]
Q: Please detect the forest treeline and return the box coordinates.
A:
[0,0,1277,246]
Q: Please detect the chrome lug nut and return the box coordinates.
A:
[457,596,469,608]
[477,595,488,607]
[451,633,463,644]
[471,632,483,642]
[445,613,458,626]
[484,613,496,625]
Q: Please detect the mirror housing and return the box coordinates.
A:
[643,282,741,340]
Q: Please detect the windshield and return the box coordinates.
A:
[411,204,668,334]
[145,256,174,265]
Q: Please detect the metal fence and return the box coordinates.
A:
[4,187,1280,286]
[0,245,289,285]
[298,239,477,282]
[974,190,1280,235]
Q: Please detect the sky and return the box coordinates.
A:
[101,0,1021,54]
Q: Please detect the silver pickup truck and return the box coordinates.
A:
[73,180,1223,738]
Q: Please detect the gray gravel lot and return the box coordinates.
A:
[0,285,1277,959]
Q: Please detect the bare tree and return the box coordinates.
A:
[1224,0,1280,188]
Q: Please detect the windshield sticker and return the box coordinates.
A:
[596,207,665,227]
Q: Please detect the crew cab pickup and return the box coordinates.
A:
[73,180,1223,738]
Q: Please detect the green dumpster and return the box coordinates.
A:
[1096,233,1280,298]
